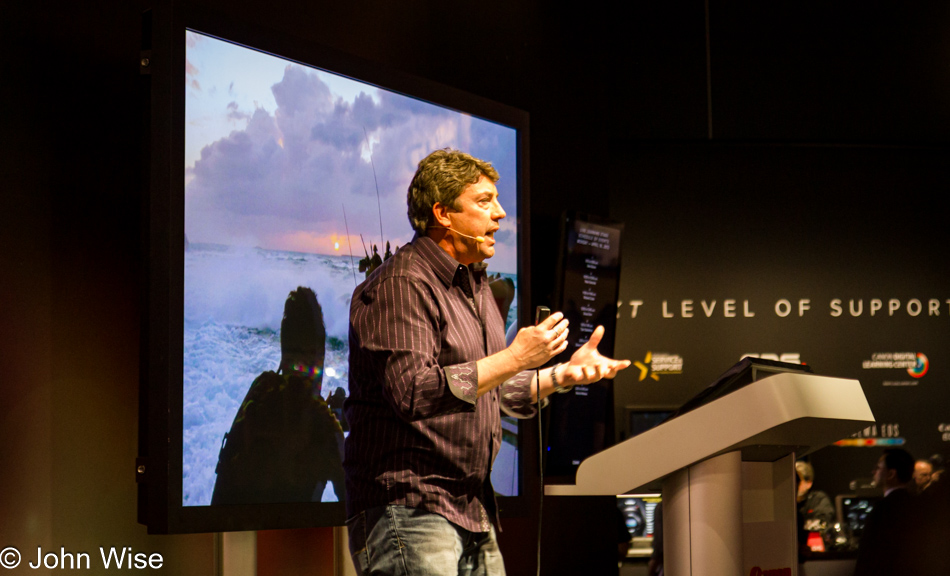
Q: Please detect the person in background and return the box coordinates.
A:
[914,459,934,494]
[907,456,950,574]
[795,461,835,546]
[928,453,945,484]
[853,447,916,576]
[327,387,348,432]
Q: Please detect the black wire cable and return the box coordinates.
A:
[536,366,544,576]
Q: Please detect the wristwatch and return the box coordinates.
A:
[551,362,571,394]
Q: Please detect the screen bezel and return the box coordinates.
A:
[140,0,531,534]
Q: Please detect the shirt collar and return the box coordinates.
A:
[414,234,462,288]
[884,485,908,498]
[414,234,488,288]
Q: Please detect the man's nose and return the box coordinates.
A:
[492,199,506,219]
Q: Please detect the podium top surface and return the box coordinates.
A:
[546,372,874,496]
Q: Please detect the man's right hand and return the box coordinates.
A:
[506,311,570,370]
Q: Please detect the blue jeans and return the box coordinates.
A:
[346,505,507,576]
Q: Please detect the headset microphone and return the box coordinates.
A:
[429,226,485,243]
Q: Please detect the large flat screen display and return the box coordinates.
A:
[141,2,529,533]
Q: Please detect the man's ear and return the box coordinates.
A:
[885,468,898,484]
[432,202,452,228]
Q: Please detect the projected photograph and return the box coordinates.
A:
[182,30,521,506]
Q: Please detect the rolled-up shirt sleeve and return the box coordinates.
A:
[353,275,477,421]
[444,363,478,404]
[499,370,538,419]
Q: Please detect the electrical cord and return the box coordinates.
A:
[536,365,544,576]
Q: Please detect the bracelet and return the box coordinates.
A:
[551,363,571,394]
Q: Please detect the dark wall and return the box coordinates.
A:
[2,1,218,573]
[607,1,950,506]
[609,142,949,496]
[2,0,949,575]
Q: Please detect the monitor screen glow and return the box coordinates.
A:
[182,29,522,508]
[139,4,528,532]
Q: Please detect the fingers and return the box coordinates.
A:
[538,311,570,349]
[580,325,605,350]
[563,358,631,385]
[601,360,631,380]
[550,318,569,346]
[541,322,633,385]
[561,363,602,386]
[582,365,600,382]
[509,313,572,370]
[539,311,564,330]
[598,359,631,380]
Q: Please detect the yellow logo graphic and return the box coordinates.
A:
[635,352,661,382]
[634,351,683,381]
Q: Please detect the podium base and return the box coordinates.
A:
[662,451,798,576]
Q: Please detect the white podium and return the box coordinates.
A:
[545,371,874,576]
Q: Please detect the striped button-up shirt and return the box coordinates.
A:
[343,235,536,532]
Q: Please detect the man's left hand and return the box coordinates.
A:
[557,326,631,387]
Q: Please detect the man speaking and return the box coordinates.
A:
[343,148,630,575]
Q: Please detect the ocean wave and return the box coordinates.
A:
[184,245,357,337]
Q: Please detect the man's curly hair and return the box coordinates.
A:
[406,148,499,235]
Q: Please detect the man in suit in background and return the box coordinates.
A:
[853,447,915,576]
[913,458,934,494]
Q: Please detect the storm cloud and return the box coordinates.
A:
[185,60,518,271]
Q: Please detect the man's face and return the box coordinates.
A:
[872,456,892,489]
[438,174,506,265]
[914,461,933,489]
[796,477,812,499]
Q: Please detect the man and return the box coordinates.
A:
[794,460,835,553]
[212,287,345,505]
[907,457,950,574]
[913,458,934,494]
[343,149,630,575]
[853,447,916,576]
